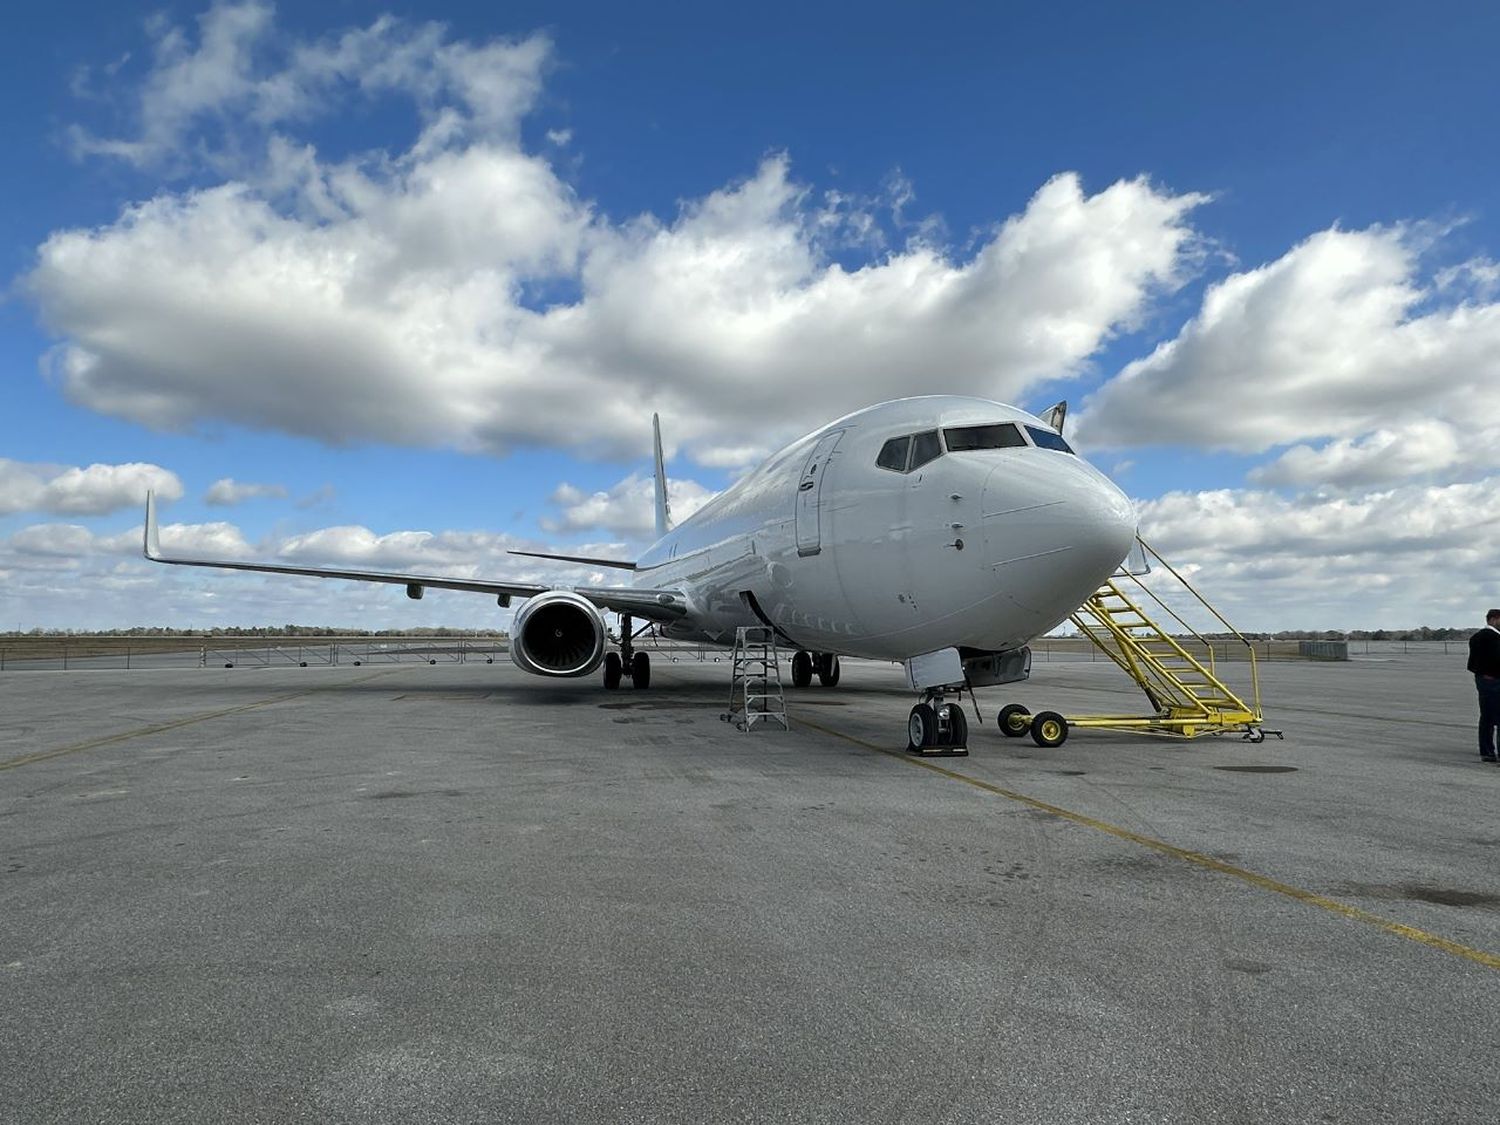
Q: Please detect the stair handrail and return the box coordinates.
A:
[1079,583,1249,715]
[1134,536,1261,717]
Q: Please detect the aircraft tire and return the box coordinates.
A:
[1030,711,1068,748]
[998,704,1031,737]
[816,654,841,687]
[631,651,651,689]
[791,651,813,688]
[603,652,623,689]
[945,704,969,747]
[907,703,938,751]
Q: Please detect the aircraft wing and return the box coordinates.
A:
[142,493,689,622]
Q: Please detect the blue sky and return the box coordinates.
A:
[3,1,1499,631]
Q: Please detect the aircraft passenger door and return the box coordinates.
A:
[795,432,844,557]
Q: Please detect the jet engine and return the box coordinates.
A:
[509,590,608,677]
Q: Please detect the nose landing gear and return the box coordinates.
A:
[907,691,970,756]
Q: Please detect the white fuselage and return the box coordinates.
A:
[633,396,1137,660]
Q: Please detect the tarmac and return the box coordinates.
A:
[1,652,1497,1123]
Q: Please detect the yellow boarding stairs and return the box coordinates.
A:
[1001,538,1279,747]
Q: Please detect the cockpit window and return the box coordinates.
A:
[876,435,912,471]
[909,429,942,470]
[1025,425,1075,454]
[943,423,1027,451]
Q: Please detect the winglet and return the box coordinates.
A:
[141,492,165,564]
[144,490,162,560]
[652,413,672,539]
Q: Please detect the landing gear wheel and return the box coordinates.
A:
[998,704,1031,738]
[816,653,841,687]
[603,651,622,690]
[945,704,969,747]
[631,651,651,689]
[907,703,939,751]
[791,651,813,688]
[1030,711,1068,748]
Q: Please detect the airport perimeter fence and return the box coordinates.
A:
[0,636,505,673]
[0,634,1471,674]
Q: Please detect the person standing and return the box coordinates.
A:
[1467,609,1500,762]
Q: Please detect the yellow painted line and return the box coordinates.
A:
[0,669,402,772]
[795,714,1500,972]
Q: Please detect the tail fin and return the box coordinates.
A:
[652,413,672,540]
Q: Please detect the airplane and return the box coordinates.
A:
[143,396,1137,754]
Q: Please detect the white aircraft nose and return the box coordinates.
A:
[980,455,1136,614]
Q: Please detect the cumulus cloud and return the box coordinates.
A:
[28,5,1210,469]
[541,473,718,536]
[69,3,549,170]
[9,524,99,558]
[204,477,289,505]
[0,514,629,630]
[0,459,182,516]
[1247,420,1480,488]
[1074,225,1500,457]
[1135,480,1500,629]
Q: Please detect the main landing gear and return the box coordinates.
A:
[602,613,652,691]
[790,650,841,688]
[907,690,971,756]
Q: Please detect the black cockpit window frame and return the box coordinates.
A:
[942,422,1028,451]
[877,429,944,474]
[876,435,912,472]
[908,429,942,470]
[1024,425,1075,454]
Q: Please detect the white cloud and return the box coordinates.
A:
[29,6,1211,469]
[1074,225,1500,456]
[1247,420,1479,488]
[151,520,254,558]
[0,515,624,631]
[1135,480,1500,629]
[0,459,182,516]
[1436,257,1500,301]
[542,473,718,536]
[204,477,289,505]
[70,3,550,171]
[10,524,98,558]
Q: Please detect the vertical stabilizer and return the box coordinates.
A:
[652,413,672,539]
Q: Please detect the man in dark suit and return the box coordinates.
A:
[1467,608,1500,762]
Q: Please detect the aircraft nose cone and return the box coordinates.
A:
[1076,472,1138,580]
[980,456,1136,615]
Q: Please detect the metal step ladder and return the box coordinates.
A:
[721,626,790,732]
[1065,538,1275,741]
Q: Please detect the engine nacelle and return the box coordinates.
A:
[510,590,607,677]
